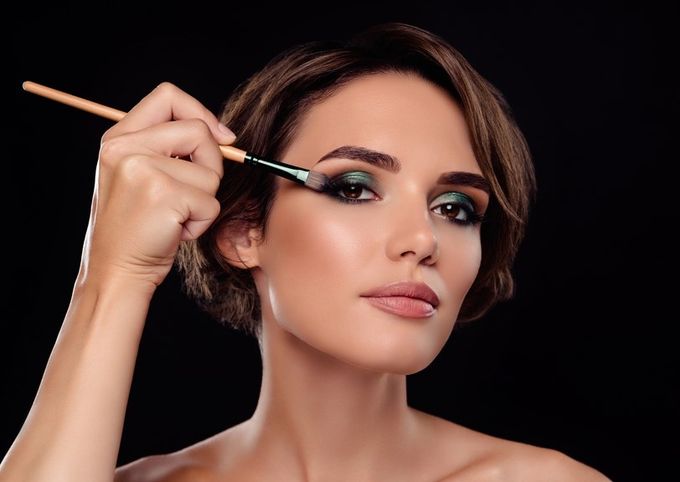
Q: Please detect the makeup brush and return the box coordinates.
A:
[21,81,330,192]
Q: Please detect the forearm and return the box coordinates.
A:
[0,273,155,482]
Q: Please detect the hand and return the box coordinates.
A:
[78,82,237,291]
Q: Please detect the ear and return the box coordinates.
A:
[215,224,264,270]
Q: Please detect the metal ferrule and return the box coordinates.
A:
[244,152,310,184]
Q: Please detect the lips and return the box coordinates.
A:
[360,281,440,308]
[363,296,435,317]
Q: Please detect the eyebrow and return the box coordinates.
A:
[315,145,491,195]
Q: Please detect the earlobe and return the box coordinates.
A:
[215,226,263,270]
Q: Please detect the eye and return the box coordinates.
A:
[323,172,379,204]
[431,193,485,227]
[322,173,485,227]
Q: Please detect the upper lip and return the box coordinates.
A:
[360,281,440,308]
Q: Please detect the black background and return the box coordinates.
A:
[6,2,678,480]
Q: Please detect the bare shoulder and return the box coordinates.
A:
[521,448,612,482]
[414,410,610,482]
[113,453,214,482]
[436,446,612,482]
[113,422,246,482]
[489,441,611,482]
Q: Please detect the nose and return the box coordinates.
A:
[385,196,440,266]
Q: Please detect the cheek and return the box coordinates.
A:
[256,191,483,374]
[440,230,482,304]
[267,201,365,281]
[258,195,367,335]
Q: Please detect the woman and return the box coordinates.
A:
[1,22,610,481]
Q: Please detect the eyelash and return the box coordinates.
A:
[324,177,485,227]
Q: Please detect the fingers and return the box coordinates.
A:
[122,153,222,198]
[101,82,236,146]
[174,181,223,241]
[100,118,228,180]
[98,151,223,242]
[82,82,236,288]
[129,164,222,241]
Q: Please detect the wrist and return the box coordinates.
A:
[74,264,159,300]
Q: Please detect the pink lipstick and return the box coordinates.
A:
[360,281,439,318]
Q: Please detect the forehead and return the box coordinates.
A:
[288,71,479,173]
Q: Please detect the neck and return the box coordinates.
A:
[241,314,421,480]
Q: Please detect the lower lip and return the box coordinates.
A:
[362,296,436,318]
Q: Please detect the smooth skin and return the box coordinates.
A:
[0,76,611,482]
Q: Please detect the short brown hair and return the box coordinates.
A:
[175,22,537,340]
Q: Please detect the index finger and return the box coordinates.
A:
[104,82,236,143]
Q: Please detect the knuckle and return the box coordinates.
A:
[100,126,116,144]
[99,137,127,167]
[187,117,211,137]
[118,154,151,181]
[209,197,222,219]
[154,81,178,99]
[208,170,222,193]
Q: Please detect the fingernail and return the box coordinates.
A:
[218,122,237,140]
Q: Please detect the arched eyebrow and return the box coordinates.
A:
[315,145,490,195]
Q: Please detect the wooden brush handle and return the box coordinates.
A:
[21,80,246,163]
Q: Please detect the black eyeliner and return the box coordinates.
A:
[323,172,484,226]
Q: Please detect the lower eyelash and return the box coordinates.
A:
[433,202,484,227]
[324,179,375,204]
[333,196,363,204]
[460,211,485,226]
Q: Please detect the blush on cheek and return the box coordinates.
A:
[288,206,367,272]
[261,198,362,313]
[442,237,482,305]
[460,248,482,299]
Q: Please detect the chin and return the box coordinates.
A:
[316,328,447,376]
[344,348,439,376]
[277,300,457,376]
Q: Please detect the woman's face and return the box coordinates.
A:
[250,72,490,375]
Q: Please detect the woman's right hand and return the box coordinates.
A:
[79,82,237,291]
